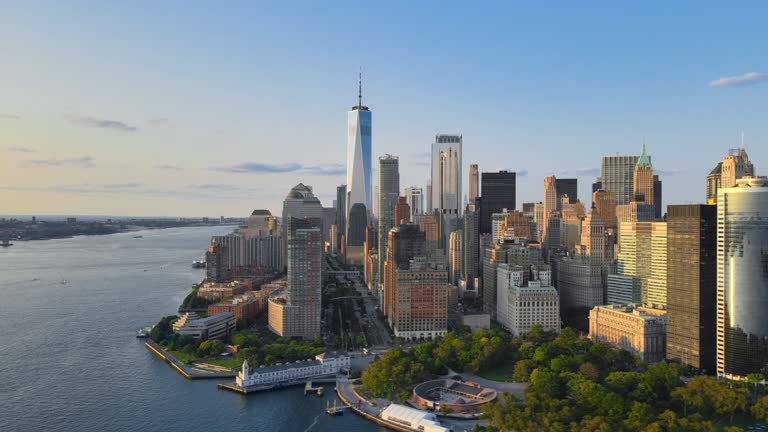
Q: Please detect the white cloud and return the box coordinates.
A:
[709,72,764,87]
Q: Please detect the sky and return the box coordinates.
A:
[1,1,766,217]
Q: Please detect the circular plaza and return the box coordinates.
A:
[412,378,497,415]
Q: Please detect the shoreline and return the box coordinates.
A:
[145,340,237,380]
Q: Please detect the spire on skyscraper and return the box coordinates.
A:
[637,143,652,168]
[358,67,362,108]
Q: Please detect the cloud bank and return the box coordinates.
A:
[27,156,95,168]
[217,162,345,176]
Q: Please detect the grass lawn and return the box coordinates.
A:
[477,364,516,382]
[204,358,242,368]
[168,350,197,365]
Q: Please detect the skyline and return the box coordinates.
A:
[2,2,767,217]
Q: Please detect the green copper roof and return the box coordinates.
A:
[636,143,652,168]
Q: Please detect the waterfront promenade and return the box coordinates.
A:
[145,340,236,380]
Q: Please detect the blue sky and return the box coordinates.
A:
[1,1,766,216]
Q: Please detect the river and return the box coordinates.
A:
[0,226,384,432]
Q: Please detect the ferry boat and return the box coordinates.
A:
[192,260,206,269]
[0,239,13,247]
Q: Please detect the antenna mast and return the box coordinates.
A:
[358,67,362,108]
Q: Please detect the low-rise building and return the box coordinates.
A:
[234,352,350,388]
[460,313,491,331]
[172,311,236,340]
[380,404,450,432]
[589,304,667,363]
[208,284,281,326]
[197,280,254,300]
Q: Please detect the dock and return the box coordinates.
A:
[304,381,324,396]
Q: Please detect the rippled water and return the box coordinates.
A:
[0,227,384,432]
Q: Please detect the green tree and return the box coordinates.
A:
[513,359,534,382]
[752,395,768,421]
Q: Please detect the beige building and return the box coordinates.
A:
[496,264,560,337]
[632,144,654,205]
[589,304,667,363]
[592,190,617,229]
[173,312,236,340]
[392,260,450,340]
[616,201,655,224]
[706,148,755,204]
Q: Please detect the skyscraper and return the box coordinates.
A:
[707,148,755,204]
[336,184,347,246]
[666,204,717,371]
[479,170,516,234]
[346,73,372,237]
[282,183,324,266]
[448,230,463,285]
[598,155,642,206]
[404,186,423,219]
[555,178,578,204]
[430,134,462,215]
[543,175,558,246]
[346,203,368,265]
[468,164,479,202]
[716,176,768,379]
[377,155,400,296]
[268,217,322,339]
[592,190,617,229]
[438,147,461,244]
[632,144,654,205]
[383,224,426,319]
[463,203,480,292]
[394,196,410,227]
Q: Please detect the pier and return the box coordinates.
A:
[304,381,324,396]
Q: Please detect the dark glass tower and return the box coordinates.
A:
[479,171,516,234]
[666,204,717,372]
[555,178,578,204]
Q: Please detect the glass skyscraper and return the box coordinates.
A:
[345,75,372,238]
[717,176,768,379]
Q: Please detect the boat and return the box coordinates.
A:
[192,260,206,269]
[136,326,153,338]
[133,235,143,239]
[0,239,13,247]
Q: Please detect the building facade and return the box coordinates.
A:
[598,155,642,206]
[468,164,479,202]
[404,186,423,219]
[377,155,400,296]
[430,134,462,215]
[496,264,560,337]
[392,261,450,340]
[235,353,350,388]
[589,304,667,363]
[479,171,516,234]
[346,76,372,227]
[173,312,236,340]
[555,178,578,204]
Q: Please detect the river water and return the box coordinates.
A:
[0,226,384,432]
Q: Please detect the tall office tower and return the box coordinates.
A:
[666,205,717,371]
[592,190,617,229]
[404,186,423,219]
[438,147,461,245]
[205,243,229,283]
[449,230,463,285]
[392,259,450,341]
[706,164,722,205]
[394,196,410,227]
[580,207,609,264]
[463,203,480,292]
[346,73,372,235]
[592,181,603,194]
[716,177,768,379]
[491,211,508,245]
[560,201,584,250]
[533,202,544,241]
[599,154,642,205]
[377,155,400,296]
[282,183,324,266]
[482,243,508,316]
[653,175,663,219]
[383,224,426,319]
[240,209,276,238]
[430,134,462,215]
[616,201,656,224]
[268,217,322,339]
[468,164,479,202]
[607,222,652,304]
[544,213,562,252]
[502,210,532,240]
[543,176,558,244]
[646,222,667,308]
[336,185,347,245]
[346,203,368,265]
[425,180,432,215]
[419,213,441,264]
[479,171,517,234]
[632,144,654,205]
[555,178,578,204]
[708,148,756,204]
[371,183,379,218]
